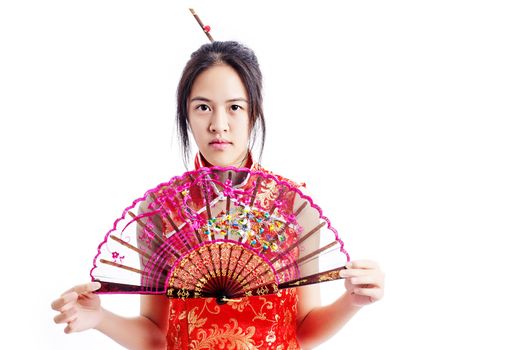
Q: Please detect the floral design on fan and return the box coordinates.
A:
[111,251,125,263]
[172,177,300,251]
[202,205,290,251]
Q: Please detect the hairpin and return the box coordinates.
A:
[189,8,214,42]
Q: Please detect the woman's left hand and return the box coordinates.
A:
[339,259,385,307]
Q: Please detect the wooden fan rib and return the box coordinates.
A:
[173,191,202,247]
[150,192,180,233]
[270,221,326,265]
[275,240,338,275]
[127,209,187,290]
[278,266,346,289]
[294,201,308,217]
[226,171,232,213]
[194,177,223,281]
[109,235,151,260]
[234,248,286,290]
[127,211,167,252]
[268,189,285,216]
[223,245,246,294]
[227,253,256,295]
[230,257,275,296]
[100,259,144,275]
[126,210,179,291]
[170,268,200,290]
[249,176,262,207]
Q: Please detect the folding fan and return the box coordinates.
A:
[90,167,349,304]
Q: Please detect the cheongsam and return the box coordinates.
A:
[165,153,305,350]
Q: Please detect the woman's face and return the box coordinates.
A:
[188,64,251,167]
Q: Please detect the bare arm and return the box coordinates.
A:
[296,260,385,349]
[292,190,385,348]
[296,285,362,349]
[94,295,169,350]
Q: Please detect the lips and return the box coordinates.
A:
[209,139,232,151]
[209,139,232,145]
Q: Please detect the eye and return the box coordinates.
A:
[196,104,210,112]
[231,104,243,111]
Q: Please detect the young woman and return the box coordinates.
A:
[51,41,385,350]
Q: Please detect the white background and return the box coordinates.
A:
[1,1,523,349]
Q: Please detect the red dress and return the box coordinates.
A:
[165,153,305,350]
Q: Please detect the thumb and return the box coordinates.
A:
[79,281,102,294]
[64,282,101,295]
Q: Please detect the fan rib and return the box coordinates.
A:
[127,211,167,252]
[250,176,262,207]
[226,172,232,239]
[100,259,144,275]
[268,189,285,216]
[294,201,308,217]
[216,243,224,293]
[176,191,202,247]
[275,240,338,274]
[109,235,151,260]
[193,177,223,285]
[232,256,269,295]
[151,193,180,233]
[278,266,345,289]
[270,221,326,265]
[226,171,232,212]
[208,244,222,292]
[223,245,245,295]
[202,176,215,240]
[229,253,256,295]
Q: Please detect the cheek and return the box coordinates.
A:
[188,118,205,140]
[239,118,251,139]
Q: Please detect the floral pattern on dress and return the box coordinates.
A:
[167,289,300,350]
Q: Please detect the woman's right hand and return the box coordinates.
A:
[51,281,103,334]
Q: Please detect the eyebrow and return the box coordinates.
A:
[190,96,248,103]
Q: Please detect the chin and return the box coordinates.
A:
[203,155,231,168]
[215,157,246,168]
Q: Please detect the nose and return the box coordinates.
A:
[209,108,229,133]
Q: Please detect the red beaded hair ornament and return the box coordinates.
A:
[189,8,214,42]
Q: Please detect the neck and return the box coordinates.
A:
[197,152,254,186]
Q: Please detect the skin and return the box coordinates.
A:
[51,63,385,350]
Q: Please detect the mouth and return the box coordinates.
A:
[209,140,232,145]
[209,140,232,150]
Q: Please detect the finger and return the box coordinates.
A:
[54,308,78,324]
[51,292,78,311]
[350,275,383,287]
[64,321,76,334]
[353,286,384,301]
[339,268,369,278]
[64,282,101,296]
[348,260,380,270]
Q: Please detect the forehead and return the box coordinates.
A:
[189,64,247,101]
